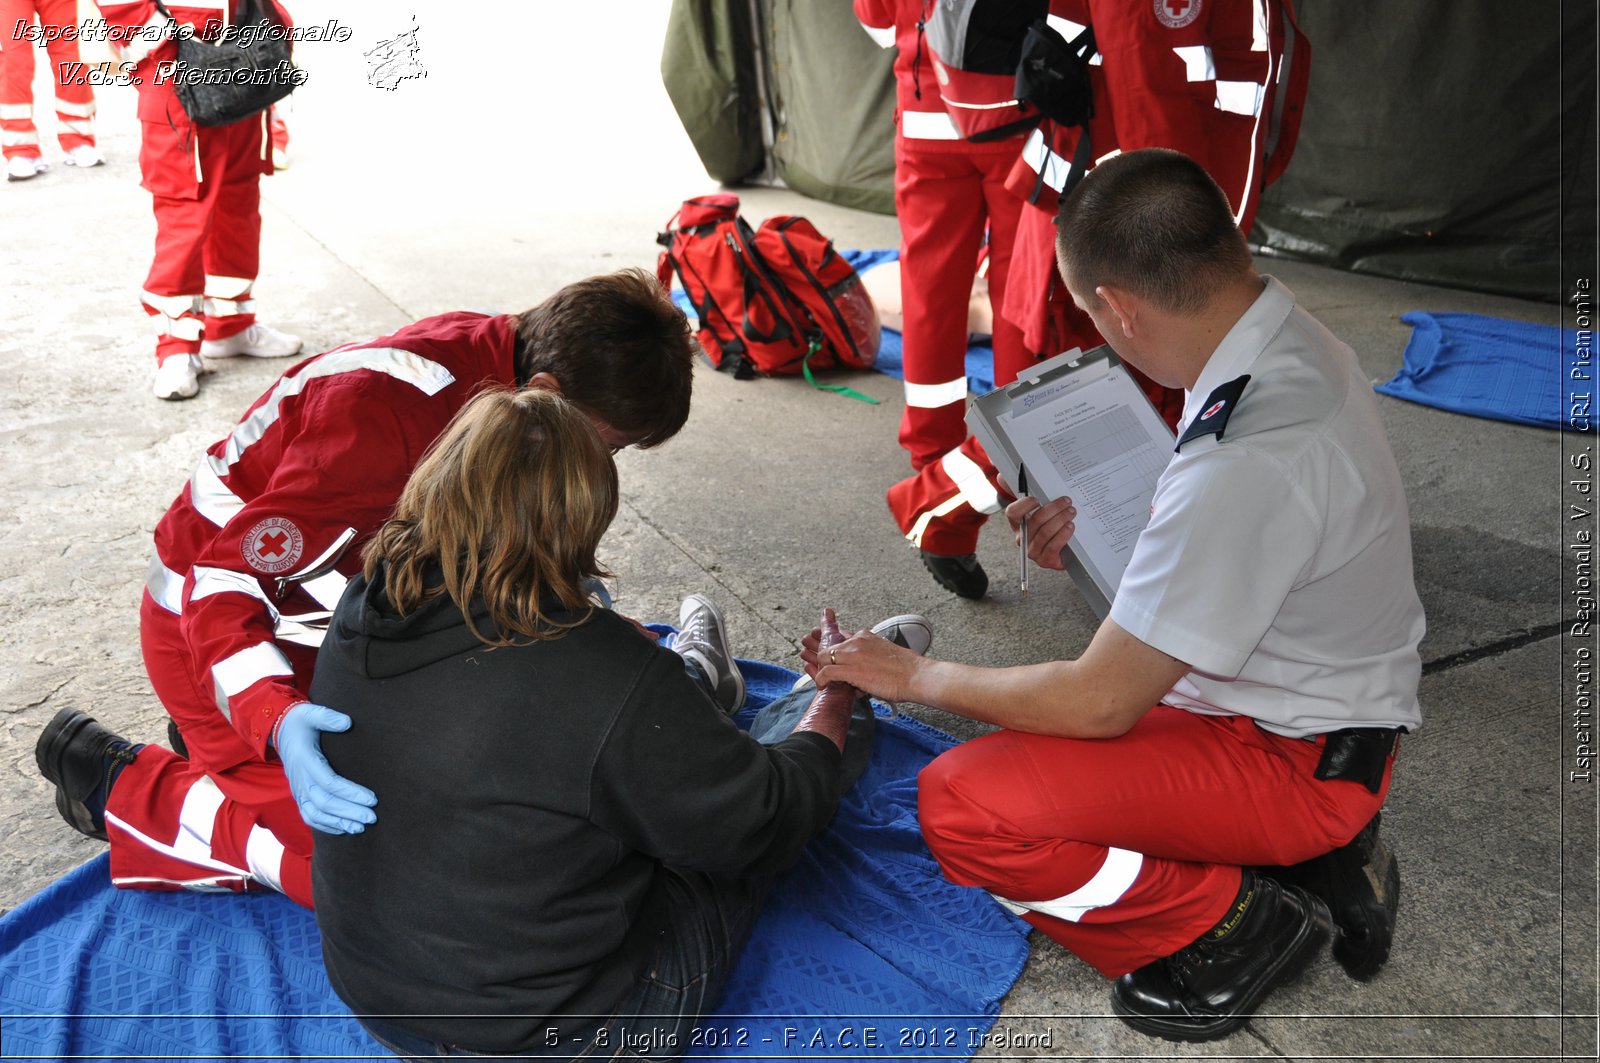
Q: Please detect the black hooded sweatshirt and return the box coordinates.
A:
[309,569,841,1053]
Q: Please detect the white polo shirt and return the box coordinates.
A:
[1109,277,1426,738]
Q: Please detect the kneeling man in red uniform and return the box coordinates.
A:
[805,148,1422,1043]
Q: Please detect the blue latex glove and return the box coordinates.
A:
[274,702,377,835]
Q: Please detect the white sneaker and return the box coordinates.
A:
[62,145,104,168]
[6,155,46,181]
[200,322,303,359]
[152,354,203,400]
[792,613,933,692]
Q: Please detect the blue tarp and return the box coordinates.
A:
[1378,311,1584,430]
[1,658,1030,1061]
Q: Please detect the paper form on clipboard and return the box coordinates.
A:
[967,345,1176,617]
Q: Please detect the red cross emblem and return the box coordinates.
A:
[1201,399,1227,420]
[242,517,304,575]
[1155,0,1202,29]
[257,530,290,559]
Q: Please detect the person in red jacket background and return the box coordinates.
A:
[1,0,105,180]
[97,0,304,400]
[34,270,700,910]
[1003,0,1309,428]
[856,0,1034,601]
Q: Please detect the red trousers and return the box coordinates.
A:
[0,0,95,160]
[918,707,1391,977]
[137,97,270,361]
[103,593,315,907]
[887,144,1034,557]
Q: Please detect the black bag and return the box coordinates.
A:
[923,0,1048,142]
[1015,20,1095,128]
[156,0,300,127]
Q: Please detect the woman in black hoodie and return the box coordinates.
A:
[309,388,861,1061]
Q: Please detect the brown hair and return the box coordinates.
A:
[514,268,696,449]
[1056,148,1253,315]
[363,388,619,646]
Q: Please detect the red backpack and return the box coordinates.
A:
[655,194,881,381]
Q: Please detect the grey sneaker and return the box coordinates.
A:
[672,594,745,714]
[792,613,933,692]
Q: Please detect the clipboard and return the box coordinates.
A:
[966,345,1176,618]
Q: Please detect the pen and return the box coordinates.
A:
[1018,465,1029,597]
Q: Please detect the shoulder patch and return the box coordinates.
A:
[1176,374,1251,452]
[1154,0,1203,29]
[242,516,305,574]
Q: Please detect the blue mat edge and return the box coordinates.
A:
[1,652,1033,1061]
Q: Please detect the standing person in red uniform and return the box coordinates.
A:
[1,0,104,180]
[1004,0,1308,428]
[856,0,1032,600]
[805,151,1418,1043]
[34,270,700,910]
[96,0,303,400]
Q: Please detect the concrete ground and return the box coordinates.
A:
[1,2,1593,1060]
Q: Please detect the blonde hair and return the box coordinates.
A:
[364,388,619,646]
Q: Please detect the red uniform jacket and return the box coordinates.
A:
[1005,0,1309,355]
[146,313,520,770]
[854,0,1022,157]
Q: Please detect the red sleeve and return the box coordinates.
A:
[96,1,173,66]
[179,387,421,759]
[96,0,158,32]
[853,0,897,30]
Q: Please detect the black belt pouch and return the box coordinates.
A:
[1314,727,1402,794]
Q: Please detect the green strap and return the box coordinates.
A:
[801,338,880,405]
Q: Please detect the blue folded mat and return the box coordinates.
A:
[1377,311,1583,430]
[1,657,1030,1061]
[672,249,999,398]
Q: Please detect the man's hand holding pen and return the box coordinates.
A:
[1003,482,1080,574]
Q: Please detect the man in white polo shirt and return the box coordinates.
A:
[805,147,1424,1043]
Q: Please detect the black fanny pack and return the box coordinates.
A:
[1314,727,1403,794]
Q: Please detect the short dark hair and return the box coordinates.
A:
[514,268,695,448]
[1056,148,1253,315]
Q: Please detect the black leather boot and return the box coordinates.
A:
[1111,870,1332,1042]
[920,551,988,599]
[1262,813,1400,981]
[35,708,141,841]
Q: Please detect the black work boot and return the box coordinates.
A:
[920,551,988,599]
[1111,871,1332,1042]
[1262,814,1400,981]
[35,708,142,841]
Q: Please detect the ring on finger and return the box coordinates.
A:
[829,648,837,665]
